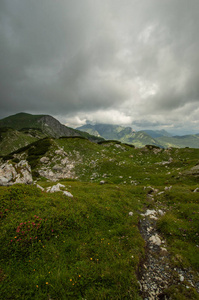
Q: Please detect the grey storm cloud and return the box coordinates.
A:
[0,0,199,133]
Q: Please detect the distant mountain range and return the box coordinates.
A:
[0,113,199,156]
[0,113,103,155]
[77,124,199,148]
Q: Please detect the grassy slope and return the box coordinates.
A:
[0,113,44,130]
[0,183,144,299]
[0,139,199,299]
[0,128,41,156]
[157,135,199,148]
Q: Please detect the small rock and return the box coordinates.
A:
[46,183,65,193]
[129,212,133,216]
[40,157,50,163]
[149,234,162,246]
[100,180,105,184]
[179,275,184,282]
[141,209,157,217]
[160,247,167,253]
[158,209,165,216]
[158,191,164,195]
[63,191,73,198]
[165,186,172,191]
[36,184,44,191]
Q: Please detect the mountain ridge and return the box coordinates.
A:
[0,113,104,155]
[77,123,199,148]
[0,112,104,139]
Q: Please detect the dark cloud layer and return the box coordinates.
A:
[0,0,199,134]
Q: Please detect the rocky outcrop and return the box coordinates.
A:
[0,160,33,186]
[38,148,77,181]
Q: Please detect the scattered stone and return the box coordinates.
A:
[158,209,165,216]
[141,209,157,217]
[55,149,67,156]
[180,275,184,282]
[165,186,172,191]
[129,212,133,216]
[36,184,44,191]
[40,156,50,163]
[100,180,105,185]
[157,191,164,195]
[63,191,73,198]
[149,234,162,246]
[45,183,73,198]
[160,247,167,253]
[46,183,65,193]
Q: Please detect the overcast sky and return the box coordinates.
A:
[0,0,199,134]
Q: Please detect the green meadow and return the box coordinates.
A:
[0,139,199,299]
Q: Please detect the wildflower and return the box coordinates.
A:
[46,282,48,285]
[10,240,13,242]
[36,285,38,288]
[70,279,72,282]
[79,275,81,277]
[90,258,93,260]
[51,229,54,232]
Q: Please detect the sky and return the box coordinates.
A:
[0,0,199,135]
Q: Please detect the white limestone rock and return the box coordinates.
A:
[149,234,162,246]
[0,160,32,185]
[63,191,73,198]
[36,184,44,191]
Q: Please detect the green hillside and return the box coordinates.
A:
[78,124,199,148]
[121,131,161,147]
[0,113,104,155]
[0,127,46,156]
[157,134,199,148]
[1,115,199,299]
[0,112,45,130]
[1,137,199,299]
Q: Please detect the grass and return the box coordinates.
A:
[156,188,199,270]
[1,139,199,298]
[0,183,145,299]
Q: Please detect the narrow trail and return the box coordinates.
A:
[137,191,199,300]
